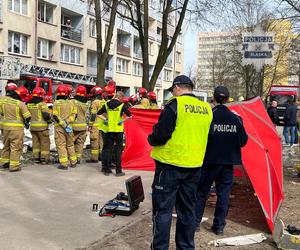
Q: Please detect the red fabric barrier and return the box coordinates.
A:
[122,98,283,232]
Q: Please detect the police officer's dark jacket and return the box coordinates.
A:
[203,104,248,165]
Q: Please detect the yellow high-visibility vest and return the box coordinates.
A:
[105,103,124,133]
[151,95,213,168]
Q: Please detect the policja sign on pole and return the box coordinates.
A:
[241,25,277,72]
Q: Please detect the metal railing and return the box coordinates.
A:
[117,44,131,57]
[61,25,82,43]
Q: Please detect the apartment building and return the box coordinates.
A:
[196,32,239,88]
[0,0,184,104]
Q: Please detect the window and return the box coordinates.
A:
[89,18,96,38]
[37,38,54,60]
[8,31,28,55]
[40,81,49,93]
[177,33,182,44]
[60,44,81,65]
[8,0,27,15]
[163,69,172,81]
[133,62,142,76]
[116,57,129,73]
[176,51,181,63]
[38,1,54,23]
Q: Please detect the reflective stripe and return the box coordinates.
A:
[0,158,10,163]
[59,157,68,163]
[23,111,31,118]
[70,155,77,163]
[72,123,87,127]
[33,149,40,153]
[76,153,82,158]
[41,151,50,155]
[91,149,99,155]
[16,106,20,121]
[2,120,24,127]
[10,160,20,166]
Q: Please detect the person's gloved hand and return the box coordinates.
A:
[104,119,108,126]
[65,125,73,133]
[25,123,30,129]
[53,114,60,123]
[118,120,123,126]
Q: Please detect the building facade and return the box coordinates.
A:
[196,31,242,97]
[0,0,184,105]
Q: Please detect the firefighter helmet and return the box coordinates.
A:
[56,85,67,96]
[32,87,46,97]
[148,91,156,101]
[64,85,73,96]
[15,86,29,99]
[138,87,147,96]
[90,86,102,96]
[5,82,17,92]
[75,85,87,97]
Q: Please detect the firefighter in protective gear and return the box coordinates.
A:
[53,85,77,169]
[148,75,213,249]
[0,83,18,130]
[70,85,88,163]
[27,87,52,164]
[88,86,106,162]
[17,86,30,102]
[148,91,159,109]
[0,87,31,172]
[97,91,132,176]
[134,87,150,109]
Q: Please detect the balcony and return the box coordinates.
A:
[87,65,97,76]
[61,25,82,43]
[117,44,131,57]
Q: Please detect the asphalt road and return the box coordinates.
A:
[0,163,154,250]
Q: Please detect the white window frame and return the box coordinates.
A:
[8,31,28,55]
[60,44,81,65]
[176,51,181,63]
[163,69,172,81]
[38,38,54,60]
[38,1,54,23]
[8,0,27,15]
[89,18,96,38]
[133,62,142,76]
[116,57,129,73]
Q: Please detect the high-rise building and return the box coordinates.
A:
[0,0,184,104]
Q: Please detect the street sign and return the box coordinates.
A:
[241,26,277,71]
[0,56,21,80]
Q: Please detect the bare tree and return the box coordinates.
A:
[94,0,118,87]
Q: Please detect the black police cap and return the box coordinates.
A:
[214,86,230,98]
[167,75,194,91]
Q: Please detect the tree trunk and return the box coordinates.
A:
[95,0,118,87]
[142,0,150,90]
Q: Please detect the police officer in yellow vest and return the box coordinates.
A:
[71,85,88,163]
[27,87,52,164]
[148,75,213,250]
[97,91,131,176]
[0,87,31,172]
[52,85,78,170]
[88,86,106,163]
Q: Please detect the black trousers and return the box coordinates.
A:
[102,132,123,173]
[151,161,202,250]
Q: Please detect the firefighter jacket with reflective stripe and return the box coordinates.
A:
[0,96,31,131]
[0,96,8,129]
[150,102,159,109]
[90,99,107,132]
[70,99,88,131]
[151,95,213,168]
[53,99,77,127]
[27,102,50,131]
[105,102,124,132]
